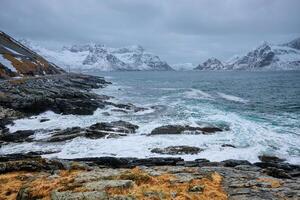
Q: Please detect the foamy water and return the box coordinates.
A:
[1,71,300,164]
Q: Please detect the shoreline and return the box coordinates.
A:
[0,73,299,199]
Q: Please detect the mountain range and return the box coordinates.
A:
[19,40,173,72]
[195,38,300,71]
[1,30,299,76]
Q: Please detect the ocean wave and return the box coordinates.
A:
[184,89,214,100]
[216,92,248,103]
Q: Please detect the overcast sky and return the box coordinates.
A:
[1,0,300,64]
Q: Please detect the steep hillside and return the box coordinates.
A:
[0,31,64,79]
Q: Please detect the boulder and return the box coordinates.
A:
[221,159,252,167]
[258,155,286,163]
[150,124,222,135]
[42,121,139,142]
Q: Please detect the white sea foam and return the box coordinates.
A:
[2,73,299,165]
[217,92,248,103]
[184,89,213,100]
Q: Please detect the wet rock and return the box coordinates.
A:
[40,118,50,123]
[42,121,138,142]
[150,124,222,135]
[108,102,146,113]
[0,130,35,143]
[151,146,203,155]
[258,155,286,163]
[221,144,236,148]
[222,159,252,167]
[43,127,85,142]
[0,74,111,116]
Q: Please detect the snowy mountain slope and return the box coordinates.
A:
[194,38,300,71]
[226,42,300,70]
[194,58,224,70]
[20,41,173,71]
[0,32,63,79]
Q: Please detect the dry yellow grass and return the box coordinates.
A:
[0,170,81,200]
[0,172,36,200]
[257,177,282,188]
[0,168,228,200]
[107,167,228,200]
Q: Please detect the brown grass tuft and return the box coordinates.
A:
[107,167,227,200]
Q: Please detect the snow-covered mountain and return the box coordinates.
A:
[195,38,300,71]
[19,40,173,71]
[194,58,224,70]
[172,63,196,71]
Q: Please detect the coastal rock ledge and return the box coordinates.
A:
[0,155,299,200]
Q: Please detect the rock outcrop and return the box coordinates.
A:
[0,73,110,115]
[0,155,299,200]
[150,124,223,135]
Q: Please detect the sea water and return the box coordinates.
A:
[2,71,300,164]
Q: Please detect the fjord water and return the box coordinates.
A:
[3,71,300,164]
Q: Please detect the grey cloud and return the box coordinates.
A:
[0,0,299,64]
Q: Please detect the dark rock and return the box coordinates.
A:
[0,130,35,143]
[0,74,111,116]
[263,167,292,179]
[39,118,50,123]
[0,153,41,162]
[221,144,236,148]
[222,159,252,167]
[41,121,139,143]
[67,157,183,168]
[0,158,65,173]
[195,158,210,163]
[150,124,222,135]
[254,162,299,171]
[151,146,203,155]
[43,127,84,142]
[258,155,286,163]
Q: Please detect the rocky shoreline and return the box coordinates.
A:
[0,73,299,199]
[0,154,299,199]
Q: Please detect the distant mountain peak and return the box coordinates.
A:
[195,57,224,70]
[196,37,300,71]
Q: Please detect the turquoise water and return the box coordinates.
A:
[93,71,300,162]
[3,71,300,163]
